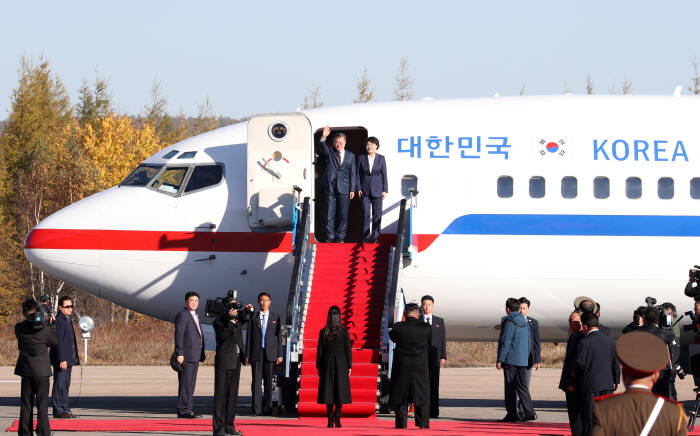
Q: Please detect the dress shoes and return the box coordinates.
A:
[54,412,73,418]
[177,412,202,419]
[521,413,538,421]
[227,431,242,436]
[500,414,519,422]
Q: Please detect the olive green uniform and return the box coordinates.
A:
[592,388,687,436]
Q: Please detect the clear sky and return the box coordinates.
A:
[2,1,700,119]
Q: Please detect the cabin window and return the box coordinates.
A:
[626,177,642,199]
[593,176,610,199]
[561,176,577,199]
[178,151,197,159]
[120,164,163,186]
[658,177,674,199]
[497,176,513,198]
[529,176,545,198]
[691,178,700,199]
[151,167,189,194]
[162,150,179,159]
[184,165,224,193]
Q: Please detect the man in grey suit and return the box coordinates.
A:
[317,126,357,243]
[15,299,57,436]
[245,292,283,415]
[174,291,206,418]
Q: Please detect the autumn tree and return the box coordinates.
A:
[585,74,594,94]
[393,57,414,101]
[301,84,323,109]
[77,70,112,128]
[690,58,700,95]
[354,66,375,103]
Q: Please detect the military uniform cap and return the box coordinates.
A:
[574,296,593,309]
[616,331,669,377]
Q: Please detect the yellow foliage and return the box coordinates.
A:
[69,115,164,193]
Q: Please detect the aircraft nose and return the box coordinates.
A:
[24,195,102,292]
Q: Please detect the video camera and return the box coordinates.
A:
[686,266,700,299]
[205,290,254,323]
[33,293,53,330]
[643,296,674,328]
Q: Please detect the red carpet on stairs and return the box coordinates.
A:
[297,242,389,418]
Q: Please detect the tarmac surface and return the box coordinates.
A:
[1,366,698,435]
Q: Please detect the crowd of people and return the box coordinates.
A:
[14,287,697,436]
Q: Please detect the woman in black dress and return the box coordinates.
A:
[316,306,352,428]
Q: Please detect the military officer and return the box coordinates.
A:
[592,331,687,436]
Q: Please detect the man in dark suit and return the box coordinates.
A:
[357,136,388,243]
[50,295,80,418]
[15,299,57,436]
[245,292,283,415]
[559,310,584,436]
[318,126,357,243]
[574,311,619,436]
[174,291,206,418]
[517,297,540,421]
[213,302,252,436]
[638,306,680,400]
[420,295,446,419]
[389,303,432,429]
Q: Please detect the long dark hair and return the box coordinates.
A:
[323,306,343,341]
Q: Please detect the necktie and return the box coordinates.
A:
[193,312,202,337]
[338,150,342,166]
[426,316,431,325]
[262,313,267,349]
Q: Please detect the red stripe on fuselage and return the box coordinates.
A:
[24,229,294,252]
[24,229,441,253]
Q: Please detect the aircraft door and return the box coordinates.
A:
[247,114,312,232]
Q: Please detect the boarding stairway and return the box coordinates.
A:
[285,193,416,417]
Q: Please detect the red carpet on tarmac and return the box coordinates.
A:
[5,417,643,435]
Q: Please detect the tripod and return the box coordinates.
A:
[689,387,700,431]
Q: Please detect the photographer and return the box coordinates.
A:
[638,306,680,400]
[212,302,252,436]
[14,298,57,436]
[622,306,645,334]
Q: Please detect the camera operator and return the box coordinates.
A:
[638,306,680,400]
[212,301,253,436]
[622,306,645,334]
[14,298,57,436]
[661,302,681,341]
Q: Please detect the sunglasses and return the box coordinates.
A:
[62,305,73,309]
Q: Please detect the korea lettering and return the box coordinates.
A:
[398,136,511,159]
[593,139,689,162]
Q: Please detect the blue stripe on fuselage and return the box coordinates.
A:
[442,214,700,237]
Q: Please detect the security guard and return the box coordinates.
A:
[592,331,687,436]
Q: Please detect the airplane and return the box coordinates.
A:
[22,94,700,345]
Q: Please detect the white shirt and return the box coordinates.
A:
[190,310,202,337]
[423,314,432,325]
[338,149,346,165]
[368,154,376,172]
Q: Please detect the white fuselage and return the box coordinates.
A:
[24,95,700,341]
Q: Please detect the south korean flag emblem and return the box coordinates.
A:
[539,139,566,157]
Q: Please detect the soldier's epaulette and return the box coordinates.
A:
[594,392,623,402]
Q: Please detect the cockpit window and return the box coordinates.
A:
[178,151,197,159]
[151,167,189,194]
[162,150,179,159]
[185,165,223,193]
[120,165,163,186]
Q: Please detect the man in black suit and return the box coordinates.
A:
[389,303,432,429]
[317,126,357,243]
[357,136,388,243]
[245,292,283,415]
[50,295,80,418]
[517,297,540,421]
[559,310,584,436]
[15,299,57,436]
[638,306,680,400]
[213,302,252,436]
[174,291,206,418]
[420,295,446,419]
[574,311,619,436]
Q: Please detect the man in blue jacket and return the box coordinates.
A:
[50,295,80,418]
[496,297,535,422]
[318,126,357,243]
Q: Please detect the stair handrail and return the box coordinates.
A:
[285,196,312,377]
[387,198,409,328]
